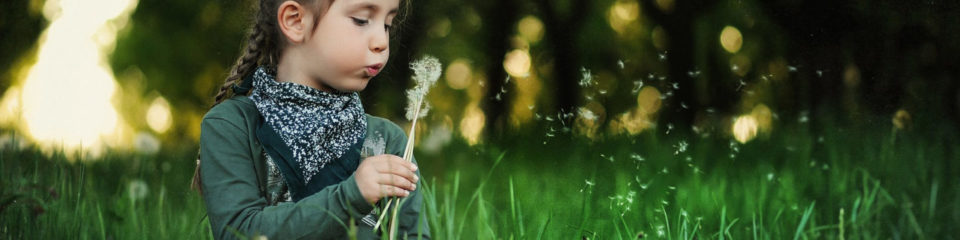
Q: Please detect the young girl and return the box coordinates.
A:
[191,0,428,239]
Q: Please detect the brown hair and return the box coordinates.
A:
[192,0,411,194]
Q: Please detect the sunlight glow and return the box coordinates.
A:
[0,0,138,154]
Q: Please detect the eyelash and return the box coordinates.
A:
[352,17,393,32]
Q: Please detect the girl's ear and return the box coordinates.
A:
[277,1,312,44]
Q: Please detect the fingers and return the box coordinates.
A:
[378,184,410,198]
[375,155,419,184]
[378,173,416,191]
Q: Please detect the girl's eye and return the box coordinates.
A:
[351,17,369,26]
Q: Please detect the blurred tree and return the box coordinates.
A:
[0,0,47,94]
[640,0,720,135]
[110,0,252,111]
[479,0,519,139]
[535,0,591,117]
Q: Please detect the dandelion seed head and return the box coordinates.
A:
[411,56,442,88]
[406,56,442,120]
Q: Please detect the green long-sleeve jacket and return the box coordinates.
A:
[199,95,429,239]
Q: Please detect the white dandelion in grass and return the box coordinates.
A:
[127,179,148,202]
[378,55,442,239]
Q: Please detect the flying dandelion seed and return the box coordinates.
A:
[816,70,824,78]
[687,69,702,78]
[617,60,625,69]
[659,51,668,61]
[579,108,598,121]
[736,79,747,91]
[666,124,674,134]
[681,102,689,109]
[632,80,644,94]
[766,173,775,181]
[731,64,740,72]
[579,67,594,87]
[798,111,810,123]
[600,153,615,162]
[788,65,798,72]
[674,140,688,155]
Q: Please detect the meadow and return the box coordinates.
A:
[1,113,957,239]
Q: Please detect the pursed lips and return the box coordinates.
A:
[365,63,383,77]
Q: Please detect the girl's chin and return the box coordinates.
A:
[332,79,370,92]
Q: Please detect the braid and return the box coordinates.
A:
[211,6,273,107]
[193,0,279,194]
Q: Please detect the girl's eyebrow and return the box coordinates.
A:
[349,1,399,15]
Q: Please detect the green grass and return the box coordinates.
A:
[1,116,957,239]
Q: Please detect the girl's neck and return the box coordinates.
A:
[276,61,336,93]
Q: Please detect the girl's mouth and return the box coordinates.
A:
[365,63,383,76]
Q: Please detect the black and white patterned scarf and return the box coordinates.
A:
[248,66,367,184]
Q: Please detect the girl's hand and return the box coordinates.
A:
[354,154,419,205]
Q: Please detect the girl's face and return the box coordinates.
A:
[283,0,399,92]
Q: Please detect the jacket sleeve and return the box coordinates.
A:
[200,117,375,240]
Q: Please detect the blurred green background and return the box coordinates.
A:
[2,0,958,238]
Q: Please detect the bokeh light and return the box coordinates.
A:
[517,16,544,44]
[503,49,532,78]
[146,96,172,133]
[720,26,743,54]
[445,59,473,90]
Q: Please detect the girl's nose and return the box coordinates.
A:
[370,29,388,53]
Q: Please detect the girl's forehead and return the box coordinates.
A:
[338,0,401,12]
